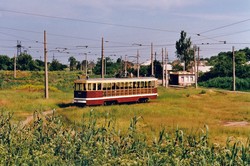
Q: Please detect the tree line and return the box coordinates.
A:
[1,30,250,90]
[0,53,67,71]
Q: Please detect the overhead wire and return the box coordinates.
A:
[0,9,184,34]
[197,18,250,35]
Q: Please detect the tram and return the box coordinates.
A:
[73,76,158,106]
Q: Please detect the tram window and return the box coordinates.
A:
[93,83,96,90]
[149,81,152,87]
[87,83,92,90]
[120,82,124,89]
[107,83,111,90]
[98,83,102,90]
[116,82,120,89]
[129,82,133,89]
[140,81,144,88]
[151,81,155,87]
[133,82,137,88]
[74,83,78,91]
[103,83,107,90]
[112,83,115,89]
[125,82,128,89]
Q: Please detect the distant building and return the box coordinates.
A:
[169,71,195,87]
[198,65,213,73]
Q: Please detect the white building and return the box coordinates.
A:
[169,71,195,87]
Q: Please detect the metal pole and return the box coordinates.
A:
[197,47,200,78]
[194,45,197,89]
[101,37,104,78]
[151,43,154,76]
[44,30,49,99]
[85,54,87,75]
[232,46,236,91]
[165,48,168,87]
[125,55,127,77]
[162,48,164,86]
[105,57,106,76]
[14,54,16,78]
[137,50,139,78]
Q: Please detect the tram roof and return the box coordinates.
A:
[74,77,158,83]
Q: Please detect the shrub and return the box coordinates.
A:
[199,77,250,91]
[0,111,249,165]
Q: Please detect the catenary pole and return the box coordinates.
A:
[162,48,165,86]
[232,46,236,91]
[194,45,197,89]
[101,37,104,78]
[151,43,154,76]
[14,54,16,78]
[44,30,49,99]
[137,50,139,78]
[165,48,168,87]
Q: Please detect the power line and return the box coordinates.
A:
[198,18,250,35]
[1,9,181,33]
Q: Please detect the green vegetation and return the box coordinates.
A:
[199,47,250,91]
[0,53,67,71]
[0,111,249,165]
[199,77,250,91]
[175,30,193,71]
[0,71,249,164]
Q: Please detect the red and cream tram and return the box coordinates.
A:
[74,77,158,106]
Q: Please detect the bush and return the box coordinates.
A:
[199,77,250,91]
[0,111,249,165]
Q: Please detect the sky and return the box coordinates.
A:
[0,0,250,64]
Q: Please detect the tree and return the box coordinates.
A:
[49,59,66,71]
[68,56,77,71]
[0,55,11,70]
[176,31,192,71]
[199,49,250,82]
[76,61,81,70]
[17,53,33,70]
[171,60,183,72]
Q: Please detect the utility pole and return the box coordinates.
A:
[137,50,139,78]
[85,53,88,76]
[162,48,165,86]
[154,52,157,77]
[44,30,49,99]
[151,43,154,76]
[232,46,236,91]
[197,47,200,78]
[125,55,127,77]
[14,54,16,78]
[101,37,104,78]
[17,40,21,57]
[194,45,197,89]
[165,48,168,87]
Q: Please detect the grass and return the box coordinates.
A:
[0,70,249,145]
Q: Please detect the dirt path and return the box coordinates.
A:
[223,121,249,127]
[19,109,56,129]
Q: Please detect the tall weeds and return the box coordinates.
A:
[0,110,249,165]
